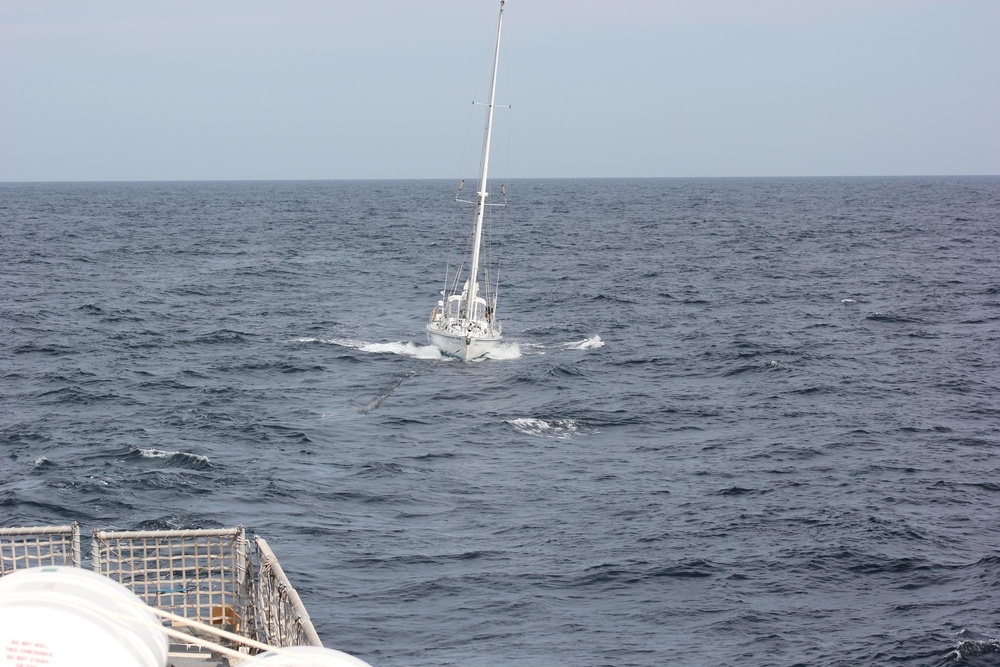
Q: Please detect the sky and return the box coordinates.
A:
[1,0,997,181]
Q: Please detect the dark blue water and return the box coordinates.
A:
[2,177,999,666]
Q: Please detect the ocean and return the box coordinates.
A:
[2,177,999,666]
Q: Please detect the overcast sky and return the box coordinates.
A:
[1,0,997,181]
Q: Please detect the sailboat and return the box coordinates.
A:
[426,0,508,361]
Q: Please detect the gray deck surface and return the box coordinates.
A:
[167,643,231,667]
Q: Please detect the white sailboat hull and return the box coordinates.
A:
[427,325,501,361]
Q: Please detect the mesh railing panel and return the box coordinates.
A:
[2,525,322,650]
[91,527,252,638]
[0,524,81,573]
[253,536,322,647]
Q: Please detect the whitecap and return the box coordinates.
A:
[841,298,858,304]
[137,447,176,458]
[563,335,605,350]
[506,417,579,439]
[134,446,210,465]
[485,342,522,360]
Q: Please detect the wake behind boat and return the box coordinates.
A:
[426,1,509,361]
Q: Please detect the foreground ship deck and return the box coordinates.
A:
[0,524,344,667]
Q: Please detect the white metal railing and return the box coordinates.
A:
[252,536,323,647]
[91,526,253,641]
[0,523,81,573]
[1,524,323,650]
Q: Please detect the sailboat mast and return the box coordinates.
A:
[467,0,504,317]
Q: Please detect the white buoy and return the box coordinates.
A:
[0,566,168,667]
[258,645,375,667]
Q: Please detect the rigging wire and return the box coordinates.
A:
[440,4,512,326]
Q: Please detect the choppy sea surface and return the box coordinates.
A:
[2,177,999,667]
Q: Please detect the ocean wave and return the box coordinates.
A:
[358,341,445,360]
[189,329,250,344]
[715,486,770,496]
[292,336,522,361]
[13,342,78,357]
[300,335,584,361]
[288,336,327,345]
[129,446,211,469]
[866,312,923,324]
[562,335,605,350]
[506,417,580,439]
[948,629,1000,664]
[721,360,789,377]
[573,559,718,587]
[294,337,447,360]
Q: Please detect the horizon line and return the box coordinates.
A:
[3,173,998,185]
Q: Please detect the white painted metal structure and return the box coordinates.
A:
[426,0,507,361]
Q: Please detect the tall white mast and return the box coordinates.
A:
[467,0,504,320]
